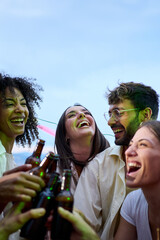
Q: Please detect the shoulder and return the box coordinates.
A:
[88,145,123,168]
[83,145,124,178]
[121,189,146,216]
[124,189,144,203]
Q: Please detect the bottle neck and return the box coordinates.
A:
[47,173,60,192]
[61,172,72,191]
[33,141,45,158]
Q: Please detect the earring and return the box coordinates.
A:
[66,138,70,144]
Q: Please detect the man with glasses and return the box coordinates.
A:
[74,82,159,240]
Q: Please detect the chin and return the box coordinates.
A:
[126,179,140,189]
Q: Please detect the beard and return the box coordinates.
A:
[115,116,141,146]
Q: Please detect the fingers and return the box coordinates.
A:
[3,165,32,176]
[0,172,45,204]
[58,207,76,224]
[18,208,46,224]
[1,204,46,237]
[24,173,45,189]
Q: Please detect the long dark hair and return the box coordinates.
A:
[55,103,110,169]
[0,73,43,146]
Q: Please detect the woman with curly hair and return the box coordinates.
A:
[0,73,44,240]
[0,73,43,174]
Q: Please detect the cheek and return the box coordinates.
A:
[25,108,29,117]
[65,120,74,137]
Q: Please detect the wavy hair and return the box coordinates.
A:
[0,73,43,146]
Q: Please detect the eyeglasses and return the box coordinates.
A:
[104,108,139,121]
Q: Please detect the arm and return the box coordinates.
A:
[0,202,45,240]
[114,216,137,240]
[58,207,100,240]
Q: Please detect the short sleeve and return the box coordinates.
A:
[120,191,137,226]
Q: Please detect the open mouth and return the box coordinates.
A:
[112,126,124,135]
[11,118,24,125]
[128,162,141,174]
[77,121,90,128]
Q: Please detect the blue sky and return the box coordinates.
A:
[0,0,160,160]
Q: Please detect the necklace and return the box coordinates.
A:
[157,228,160,240]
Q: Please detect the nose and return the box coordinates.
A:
[14,103,24,113]
[78,112,85,119]
[108,115,118,126]
[125,145,137,157]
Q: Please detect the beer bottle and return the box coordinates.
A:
[45,154,59,184]
[51,169,74,240]
[23,152,55,213]
[20,172,60,240]
[25,139,45,168]
[29,151,55,179]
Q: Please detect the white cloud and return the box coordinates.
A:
[12,145,54,154]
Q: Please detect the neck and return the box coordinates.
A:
[70,138,93,162]
[0,133,14,153]
[69,137,93,177]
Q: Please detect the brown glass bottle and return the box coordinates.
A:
[29,151,55,179]
[51,169,74,240]
[25,139,45,168]
[45,154,59,184]
[20,172,60,240]
[23,151,55,213]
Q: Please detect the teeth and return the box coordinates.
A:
[11,118,24,122]
[78,121,89,128]
[128,162,141,173]
[114,129,122,133]
[128,162,141,168]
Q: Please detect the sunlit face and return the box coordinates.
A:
[65,106,96,144]
[108,99,140,146]
[0,87,29,140]
[125,126,160,188]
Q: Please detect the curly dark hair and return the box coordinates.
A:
[55,103,110,170]
[0,73,43,146]
[105,82,159,119]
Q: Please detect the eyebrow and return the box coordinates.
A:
[66,110,75,114]
[130,138,152,144]
[5,97,26,101]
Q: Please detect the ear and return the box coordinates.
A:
[139,107,152,122]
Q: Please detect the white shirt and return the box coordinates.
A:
[121,189,152,240]
[74,145,127,240]
[0,140,18,240]
[0,140,16,177]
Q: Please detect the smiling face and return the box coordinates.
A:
[0,87,29,140]
[125,126,160,189]
[65,105,96,144]
[108,99,141,146]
